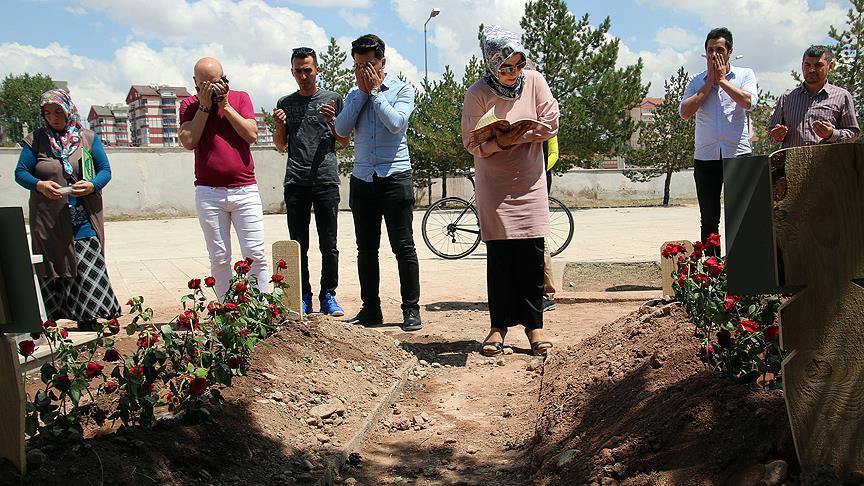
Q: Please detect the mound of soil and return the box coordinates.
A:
[1,315,414,486]
[530,302,796,486]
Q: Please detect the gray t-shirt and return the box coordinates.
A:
[276,89,343,186]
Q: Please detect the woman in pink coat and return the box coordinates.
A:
[461,25,560,357]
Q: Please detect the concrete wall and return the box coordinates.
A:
[1,147,697,218]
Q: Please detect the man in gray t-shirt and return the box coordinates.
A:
[273,47,349,316]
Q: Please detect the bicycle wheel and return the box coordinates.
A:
[548,196,574,257]
[422,197,482,259]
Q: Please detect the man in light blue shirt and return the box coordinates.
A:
[330,34,422,332]
[679,27,758,253]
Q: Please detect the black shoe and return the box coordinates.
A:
[401,308,422,332]
[542,299,556,312]
[345,307,383,327]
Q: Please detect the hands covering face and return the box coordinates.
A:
[198,78,228,109]
[707,52,728,85]
[354,61,384,94]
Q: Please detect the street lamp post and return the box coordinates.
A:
[423,8,441,82]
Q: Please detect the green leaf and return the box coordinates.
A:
[161,324,174,336]
[40,362,57,385]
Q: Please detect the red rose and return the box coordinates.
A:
[237,328,250,337]
[706,233,722,248]
[129,365,145,380]
[59,328,69,340]
[269,304,281,318]
[724,295,741,311]
[228,356,244,369]
[271,274,284,284]
[222,303,240,314]
[85,361,104,379]
[692,273,710,286]
[676,272,687,286]
[188,377,209,396]
[177,310,198,331]
[207,301,222,316]
[698,344,715,358]
[103,379,118,394]
[30,332,41,340]
[234,261,250,274]
[238,293,250,303]
[691,241,704,260]
[764,325,780,341]
[235,282,248,293]
[704,256,725,277]
[244,257,254,265]
[662,243,684,259]
[188,278,201,290]
[737,319,760,333]
[717,330,732,348]
[137,332,159,348]
[106,318,120,335]
[18,340,36,357]
[205,276,216,288]
[43,320,57,330]
[54,374,71,392]
[126,299,134,306]
[277,258,287,269]
[104,348,121,362]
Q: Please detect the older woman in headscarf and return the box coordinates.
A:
[14,89,121,330]
[461,26,559,357]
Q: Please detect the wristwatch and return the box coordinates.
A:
[370,87,381,97]
[199,105,212,113]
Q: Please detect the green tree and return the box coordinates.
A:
[409,56,485,201]
[521,0,649,170]
[623,67,693,206]
[749,89,778,156]
[828,0,864,123]
[319,37,354,96]
[0,73,55,143]
[259,106,276,136]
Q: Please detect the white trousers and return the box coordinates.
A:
[195,184,270,297]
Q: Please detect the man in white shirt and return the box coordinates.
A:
[679,27,758,254]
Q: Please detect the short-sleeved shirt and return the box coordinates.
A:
[768,82,860,148]
[679,65,759,160]
[276,89,343,186]
[180,90,256,187]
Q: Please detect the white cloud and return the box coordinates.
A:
[655,26,697,47]
[281,0,372,6]
[631,0,845,95]
[391,0,528,78]
[339,9,371,29]
[64,5,88,15]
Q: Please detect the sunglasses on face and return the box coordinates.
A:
[293,67,315,75]
[498,59,526,75]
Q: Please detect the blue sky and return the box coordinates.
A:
[0,0,848,114]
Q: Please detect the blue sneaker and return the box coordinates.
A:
[302,292,313,316]
[319,291,345,317]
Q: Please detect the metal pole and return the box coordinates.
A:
[424,23,428,81]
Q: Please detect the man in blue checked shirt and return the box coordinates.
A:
[679,27,758,255]
[329,34,422,332]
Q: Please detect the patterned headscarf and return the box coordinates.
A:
[480,25,527,100]
[40,88,83,176]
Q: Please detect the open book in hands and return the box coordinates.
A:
[467,106,551,148]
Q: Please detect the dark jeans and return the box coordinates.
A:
[284,184,340,298]
[486,238,544,330]
[349,170,420,311]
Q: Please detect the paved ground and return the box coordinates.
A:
[103,204,722,315]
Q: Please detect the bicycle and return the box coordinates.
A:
[421,173,574,259]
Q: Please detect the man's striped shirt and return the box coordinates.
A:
[768,82,859,148]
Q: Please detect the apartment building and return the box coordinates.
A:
[87,104,131,146]
[125,85,192,147]
[254,112,274,146]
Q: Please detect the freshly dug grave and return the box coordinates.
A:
[1,315,414,486]
[530,303,796,486]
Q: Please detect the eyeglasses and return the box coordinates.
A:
[292,47,316,57]
[292,67,315,75]
[498,60,526,75]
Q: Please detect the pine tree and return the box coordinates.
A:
[0,73,55,143]
[828,0,864,123]
[318,37,353,97]
[749,89,778,156]
[520,0,649,170]
[623,67,693,206]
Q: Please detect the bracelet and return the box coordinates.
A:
[199,105,212,113]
